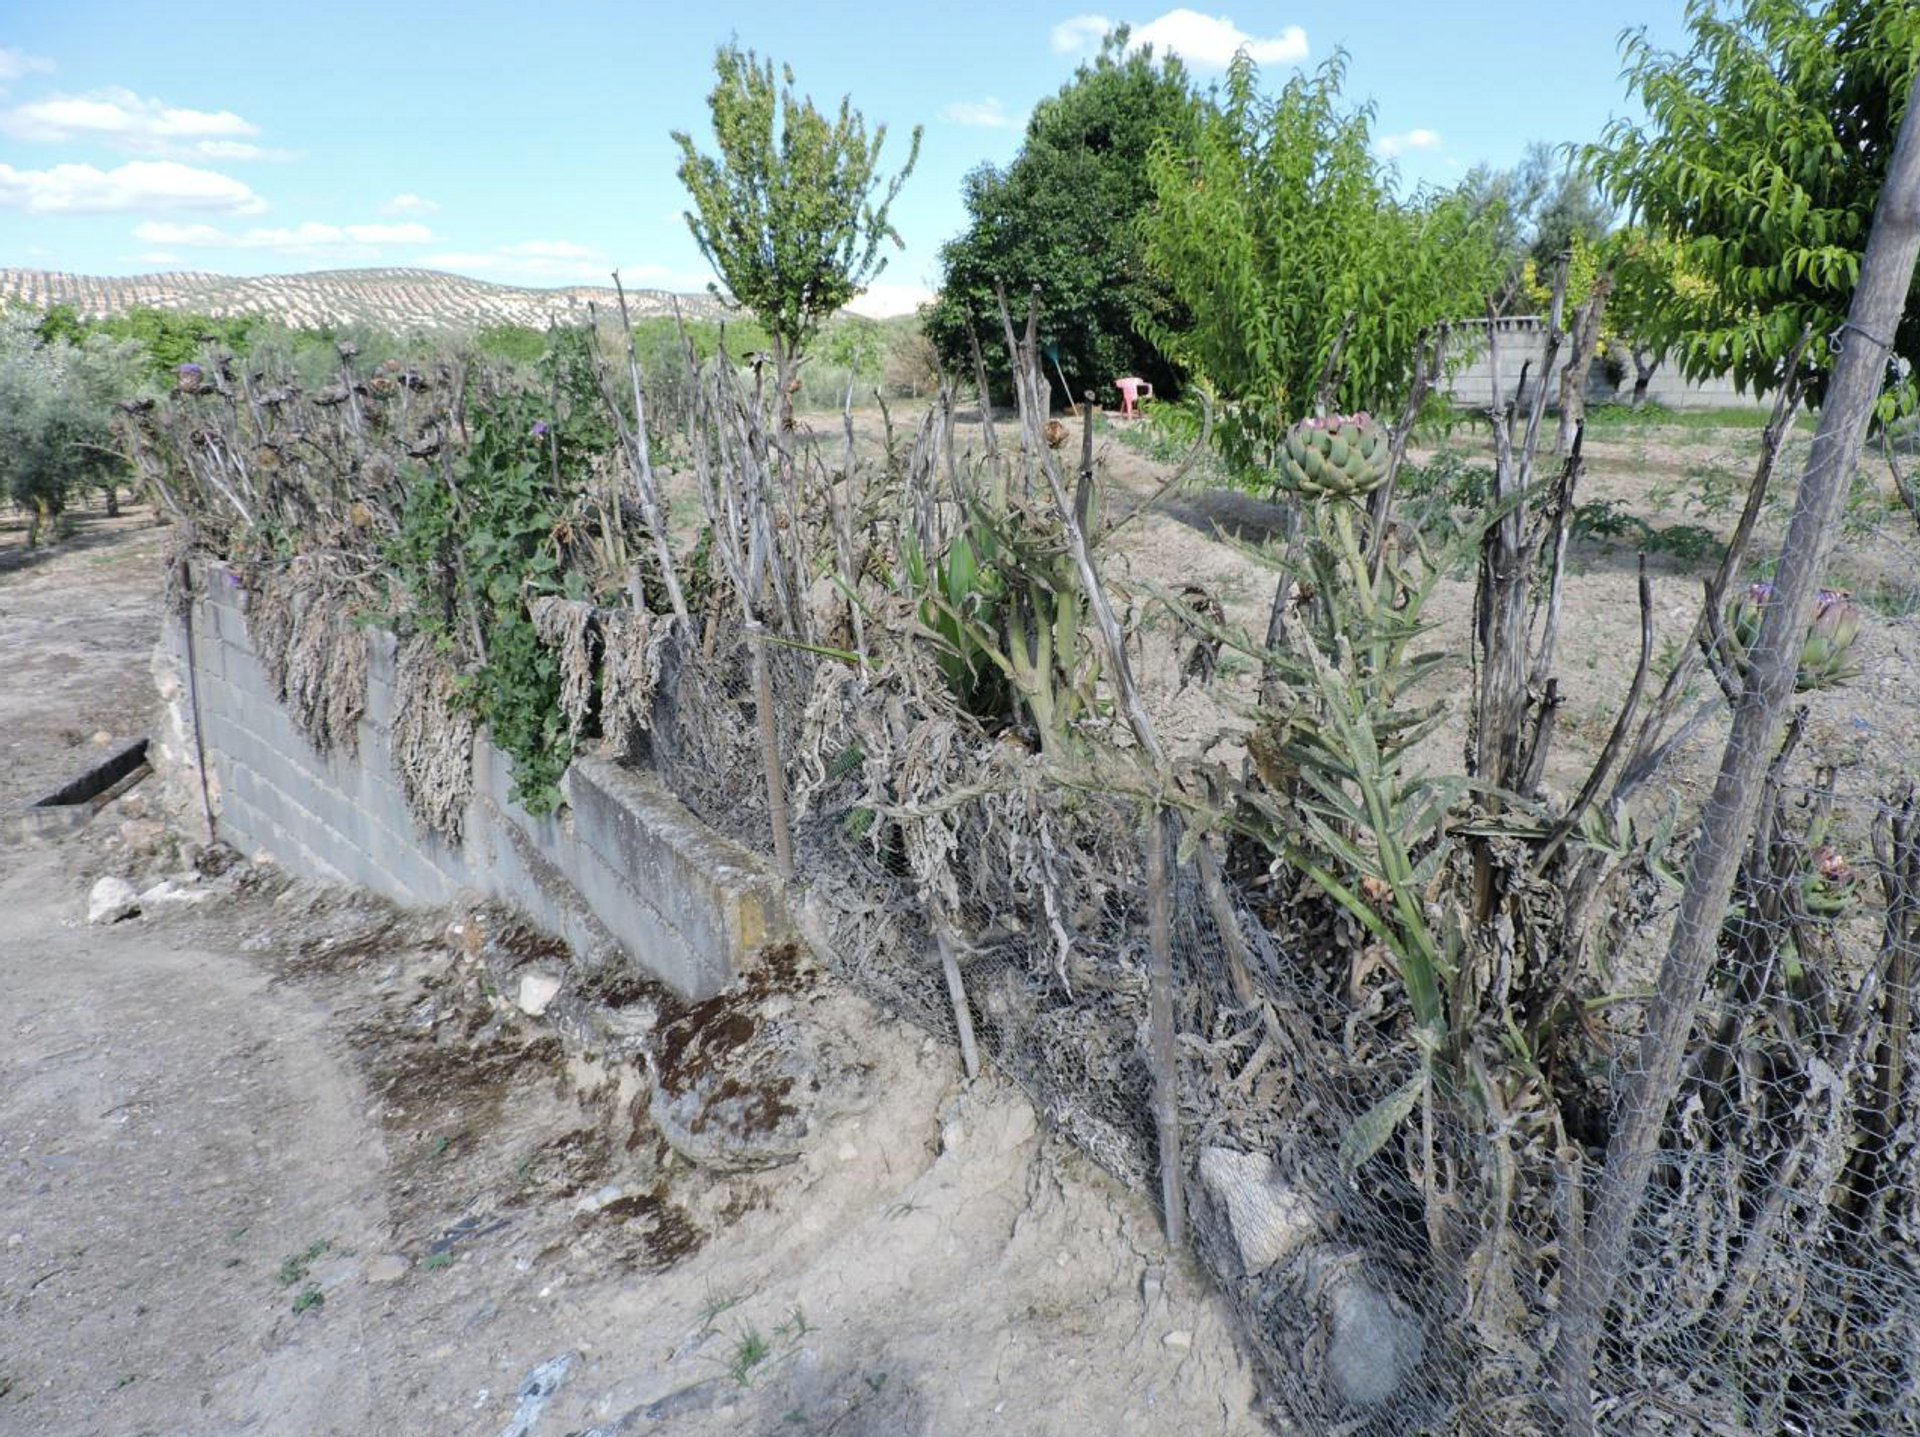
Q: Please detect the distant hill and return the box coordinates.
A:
[0,266,731,333]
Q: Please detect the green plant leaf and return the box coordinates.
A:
[1338,1070,1425,1175]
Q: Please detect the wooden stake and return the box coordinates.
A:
[748,621,794,880]
[934,922,981,1081]
[1145,805,1186,1247]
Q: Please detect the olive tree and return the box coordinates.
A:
[0,311,145,543]
[674,43,921,426]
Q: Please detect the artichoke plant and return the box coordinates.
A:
[1802,843,1858,919]
[1723,582,1861,692]
[1280,412,1389,501]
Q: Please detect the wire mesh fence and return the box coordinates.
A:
[608,594,1920,1433]
[128,273,1920,1433]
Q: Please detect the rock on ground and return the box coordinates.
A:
[86,875,139,924]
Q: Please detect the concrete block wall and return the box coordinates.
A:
[160,562,788,1000]
[1440,318,1768,412]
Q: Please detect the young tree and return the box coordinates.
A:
[0,312,139,544]
[1457,142,1613,324]
[1520,145,1612,271]
[1603,227,1722,407]
[674,43,921,426]
[1586,0,1920,402]
[882,315,941,398]
[1138,51,1503,474]
[924,31,1198,403]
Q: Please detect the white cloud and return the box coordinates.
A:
[1052,10,1307,69]
[0,87,259,154]
[193,139,270,160]
[137,250,180,264]
[1128,10,1306,68]
[1051,14,1113,53]
[131,221,224,245]
[1376,127,1442,159]
[0,160,265,215]
[0,46,54,87]
[380,192,439,216]
[129,218,434,255]
[845,282,935,319]
[943,97,1014,129]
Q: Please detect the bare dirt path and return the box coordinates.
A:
[0,515,389,1434]
[0,502,166,812]
[0,849,390,1435]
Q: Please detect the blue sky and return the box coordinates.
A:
[0,3,1691,314]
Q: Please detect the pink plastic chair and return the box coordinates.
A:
[1115,376,1154,418]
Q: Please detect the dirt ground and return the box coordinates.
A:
[0,515,1261,1435]
[0,501,167,812]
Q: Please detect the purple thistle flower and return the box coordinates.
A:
[1810,589,1860,647]
[177,361,202,375]
[531,421,549,439]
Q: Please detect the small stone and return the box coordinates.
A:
[87,876,140,925]
[1162,1330,1192,1350]
[6,1233,22,1247]
[572,1183,623,1216]
[118,819,166,852]
[516,972,563,1018]
[91,730,112,746]
[366,1254,408,1284]
[1326,1276,1425,1406]
[1198,1147,1320,1275]
[136,879,209,907]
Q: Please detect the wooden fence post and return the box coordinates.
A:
[746,620,794,879]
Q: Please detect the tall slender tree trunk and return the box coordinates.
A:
[1552,61,1920,1434]
[773,333,798,434]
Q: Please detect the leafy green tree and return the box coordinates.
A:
[1602,227,1722,406]
[925,31,1198,402]
[99,308,256,382]
[818,315,883,395]
[474,323,549,366]
[34,302,89,348]
[1520,145,1612,271]
[1586,0,1920,400]
[1139,51,1503,474]
[1459,142,1613,288]
[0,312,145,542]
[62,332,149,514]
[674,42,921,425]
